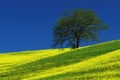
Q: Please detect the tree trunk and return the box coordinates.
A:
[76,38,80,48]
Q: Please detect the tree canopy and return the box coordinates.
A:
[52,9,108,48]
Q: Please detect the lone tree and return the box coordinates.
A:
[52,9,108,48]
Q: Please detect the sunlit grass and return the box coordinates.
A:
[0,48,71,63]
[0,40,120,80]
[24,50,120,80]
[0,49,71,73]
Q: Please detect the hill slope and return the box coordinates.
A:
[0,40,120,80]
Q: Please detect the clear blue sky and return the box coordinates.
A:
[0,0,120,52]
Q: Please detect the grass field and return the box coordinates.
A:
[0,40,120,80]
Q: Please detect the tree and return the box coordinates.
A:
[52,9,108,49]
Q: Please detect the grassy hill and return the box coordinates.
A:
[0,40,120,80]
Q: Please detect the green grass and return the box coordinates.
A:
[0,40,120,80]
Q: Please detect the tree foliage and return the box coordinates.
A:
[52,9,108,48]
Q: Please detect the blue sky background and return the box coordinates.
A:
[0,0,120,52]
